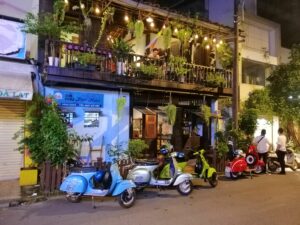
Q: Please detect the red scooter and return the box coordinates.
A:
[225,145,265,179]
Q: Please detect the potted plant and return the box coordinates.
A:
[169,56,189,82]
[22,0,80,66]
[112,38,134,75]
[127,139,149,160]
[140,64,164,80]
[205,71,226,88]
[164,103,177,125]
[74,51,97,71]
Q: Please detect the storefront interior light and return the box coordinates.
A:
[136,62,141,68]
[124,15,129,22]
[146,16,153,23]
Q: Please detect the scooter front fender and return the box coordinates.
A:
[207,167,217,178]
[112,180,136,196]
[173,173,193,186]
[60,175,88,194]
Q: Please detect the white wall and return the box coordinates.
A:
[0,0,39,59]
[279,47,290,64]
[45,87,130,162]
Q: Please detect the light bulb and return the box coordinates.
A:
[150,22,155,27]
[124,15,129,22]
[205,44,210,50]
[195,34,199,39]
[64,0,68,4]
[204,36,208,41]
[213,38,217,43]
[162,24,166,29]
[80,3,85,9]
[216,43,220,48]
[219,40,223,45]
[174,28,178,33]
[95,7,100,14]
[146,16,153,23]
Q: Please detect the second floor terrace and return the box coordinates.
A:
[36,0,233,96]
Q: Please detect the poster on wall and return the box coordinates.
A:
[0,17,26,60]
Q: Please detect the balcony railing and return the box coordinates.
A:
[44,40,232,91]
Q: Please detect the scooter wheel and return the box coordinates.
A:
[267,160,278,172]
[230,172,239,179]
[66,193,81,203]
[177,180,193,196]
[118,188,136,208]
[291,160,298,171]
[208,172,218,187]
[254,165,263,174]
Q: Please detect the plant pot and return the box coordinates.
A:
[54,57,60,67]
[117,61,125,75]
[48,56,54,66]
[19,167,38,186]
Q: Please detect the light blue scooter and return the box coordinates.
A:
[60,161,136,208]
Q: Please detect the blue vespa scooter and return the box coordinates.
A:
[60,158,136,208]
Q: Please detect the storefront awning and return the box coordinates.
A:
[135,107,156,115]
[0,70,33,101]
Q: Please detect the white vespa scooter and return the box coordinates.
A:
[127,149,193,195]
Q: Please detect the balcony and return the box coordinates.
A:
[43,40,232,96]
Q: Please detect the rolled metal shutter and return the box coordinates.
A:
[0,100,25,181]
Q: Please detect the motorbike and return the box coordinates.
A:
[225,145,265,179]
[192,149,218,187]
[127,148,193,196]
[267,147,298,172]
[60,159,137,208]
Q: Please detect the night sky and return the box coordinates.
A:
[257,0,300,48]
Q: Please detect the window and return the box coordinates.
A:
[61,112,74,128]
[242,59,270,86]
[84,112,100,128]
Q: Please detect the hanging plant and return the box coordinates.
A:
[201,105,211,124]
[162,26,172,49]
[134,20,144,39]
[216,42,233,69]
[127,20,135,34]
[93,7,115,50]
[116,97,126,120]
[164,104,177,125]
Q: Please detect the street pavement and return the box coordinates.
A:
[1,171,300,225]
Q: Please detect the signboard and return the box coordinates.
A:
[53,90,104,107]
[0,89,32,100]
[0,18,26,60]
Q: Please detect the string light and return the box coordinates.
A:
[213,38,217,43]
[80,3,85,9]
[64,0,68,4]
[146,16,153,23]
[150,22,155,28]
[124,15,129,22]
[95,7,100,14]
[195,34,199,39]
[174,28,178,33]
[205,44,210,50]
[219,40,223,45]
[216,43,220,48]
[162,24,166,29]
[204,36,208,41]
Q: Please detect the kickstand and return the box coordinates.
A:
[250,170,253,179]
[92,196,96,209]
